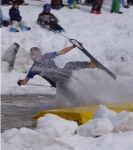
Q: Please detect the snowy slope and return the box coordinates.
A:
[1,0,133,99]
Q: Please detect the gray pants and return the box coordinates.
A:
[63,61,89,70]
[11,21,27,29]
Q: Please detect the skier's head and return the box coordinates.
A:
[43,4,51,13]
[30,47,42,62]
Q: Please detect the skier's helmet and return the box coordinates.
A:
[43,4,51,9]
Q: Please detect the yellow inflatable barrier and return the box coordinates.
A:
[32,102,133,124]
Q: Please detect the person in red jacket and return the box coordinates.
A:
[90,0,103,14]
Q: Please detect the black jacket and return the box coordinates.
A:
[51,0,63,7]
[37,11,59,27]
[9,7,22,22]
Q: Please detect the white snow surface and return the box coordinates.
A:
[1,1,133,149]
[111,111,133,132]
[76,118,113,137]
[92,104,117,119]
[35,113,78,137]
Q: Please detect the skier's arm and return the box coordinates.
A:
[57,45,75,55]
[17,77,30,86]
[57,42,82,55]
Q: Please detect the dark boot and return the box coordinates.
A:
[123,5,129,8]
[117,12,123,14]
[110,10,114,13]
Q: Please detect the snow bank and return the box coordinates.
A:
[2,43,19,67]
[1,139,19,150]
[2,128,74,150]
[92,104,117,119]
[2,128,19,142]
[35,114,78,137]
[76,118,113,137]
[111,111,133,132]
[13,47,33,73]
[92,105,133,133]
[1,112,133,150]
[77,105,133,137]
[1,61,10,73]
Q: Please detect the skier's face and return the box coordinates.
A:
[30,50,41,62]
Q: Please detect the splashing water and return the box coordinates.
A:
[56,69,133,108]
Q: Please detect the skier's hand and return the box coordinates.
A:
[17,80,24,86]
[78,42,82,45]
[73,41,82,48]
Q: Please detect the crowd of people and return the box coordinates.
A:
[0,0,133,31]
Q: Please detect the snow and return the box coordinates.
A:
[111,111,133,132]
[35,114,78,137]
[76,118,113,137]
[92,104,117,119]
[1,108,133,150]
[1,0,133,149]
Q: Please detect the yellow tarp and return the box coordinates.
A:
[32,102,133,124]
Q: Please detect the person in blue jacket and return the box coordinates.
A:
[0,8,9,27]
[9,1,31,32]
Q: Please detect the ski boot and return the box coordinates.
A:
[89,60,98,68]
[10,28,19,32]
[90,10,95,13]
[95,11,102,14]
[21,26,31,31]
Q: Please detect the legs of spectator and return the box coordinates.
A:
[122,0,129,8]
[10,21,19,32]
[19,21,31,31]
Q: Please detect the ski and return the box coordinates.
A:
[69,39,116,80]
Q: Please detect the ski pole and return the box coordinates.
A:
[49,28,70,40]
[27,83,55,89]
[27,83,51,87]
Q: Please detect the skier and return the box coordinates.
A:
[17,44,97,87]
[9,1,31,32]
[90,0,103,14]
[110,0,123,14]
[37,4,64,33]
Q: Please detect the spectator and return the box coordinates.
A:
[110,0,123,14]
[122,0,129,8]
[84,0,94,4]
[90,0,103,14]
[37,4,64,33]
[51,0,64,10]
[0,8,9,27]
[9,1,31,32]
[1,0,12,6]
[68,0,80,9]
[127,0,133,5]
